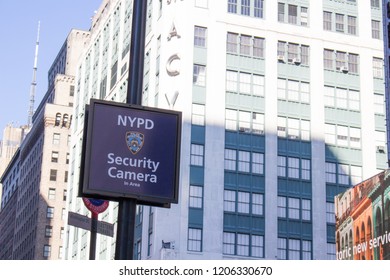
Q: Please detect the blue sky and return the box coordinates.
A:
[0,0,102,138]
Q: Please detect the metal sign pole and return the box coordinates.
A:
[89,213,98,260]
[114,0,147,260]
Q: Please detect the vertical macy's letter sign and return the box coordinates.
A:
[81,99,181,205]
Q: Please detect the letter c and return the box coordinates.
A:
[166,54,180,76]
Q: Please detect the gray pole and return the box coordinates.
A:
[114,0,147,260]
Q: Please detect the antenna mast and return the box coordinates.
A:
[28,21,40,128]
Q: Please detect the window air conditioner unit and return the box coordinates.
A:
[340,66,349,73]
[377,146,385,153]
[293,57,301,65]
[277,55,285,63]
[162,241,175,249]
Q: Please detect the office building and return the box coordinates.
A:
[0,29,89,259]
[0,125,26,208]
[65,0,387,260]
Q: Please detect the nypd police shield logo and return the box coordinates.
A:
[126,131,144,154]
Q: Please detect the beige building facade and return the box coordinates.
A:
[0,29,90,259]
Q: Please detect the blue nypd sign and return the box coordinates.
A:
[80,99,181,206]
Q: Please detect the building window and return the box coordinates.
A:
[66,153,70,164]
[325,162,336,183]
[47,207,54,219]
[373,57,383,78]
[335,14,344,32]
[278,3,285,22]
[371,0,380,8]
[252,152,264,174]
[110,60,118,89]
[228,0,264,18]
[237,233,250,256]
[277,117,310,141]
[192,104,205,126]
[224,190,264,215]
[252,193,264,215]
[228,0,237,14]
[70,85,75,96]
[288,4,298,24]
[324,12,358,35]
[55,113,61,126]
[190,144,204,166]
[277,196,287,218]
[189,185,203,208]
[63,190,67,201]
[194,26,207,47]
[347,16,356,35]
[289,239,300,260]
[277,41,310,65]
[53,133,60,145]
[48,188,56,200]
[227,32,265,59]
[287,158,300,179]
[51,151,59,163]
[225,109,264,134]
[323,11,332,30]
[43,245,51,258]
[302,240,312,260]
[327,243,336,260]
[240,35,251,55]
[224,190,236,212]
[223,232,235,254]
[45,226,53,237]
[288,197,300,219]
[254,0,264,18]
[253,37,265,58]
[226,32,238,53]
[224,149,264,174]
[302,199,311,221]
[348,53,358,73]
[224,149,236,171]
[188,228,202,252]
[324,49,359,73]
[324,49,333,69]
[324,86,360,111]
[226,71,265,96]
[336,51,347,70]
[251,235,264,258]
[241,0,250,16]
[238,151,250,172]
[193,64,206,86]
[326,202,335,223]
[374,93,385,115]
[237,191,250,214]
[300,7,308,26]
[148,232,153,256]
[278,238,312,260]
[136,240,141,260]
[278,196,311,221]
[223,232,263,257]
[279,3,308,26]
[277,78,310,104]
[50,169,57,181]
[325,162,362,186]
[325,124,361,149]
[277,238,287,259]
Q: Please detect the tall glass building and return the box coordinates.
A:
[64,0,387,260]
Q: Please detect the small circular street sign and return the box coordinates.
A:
[82,198,109,215]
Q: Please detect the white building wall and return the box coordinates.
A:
[65,0,386,260]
